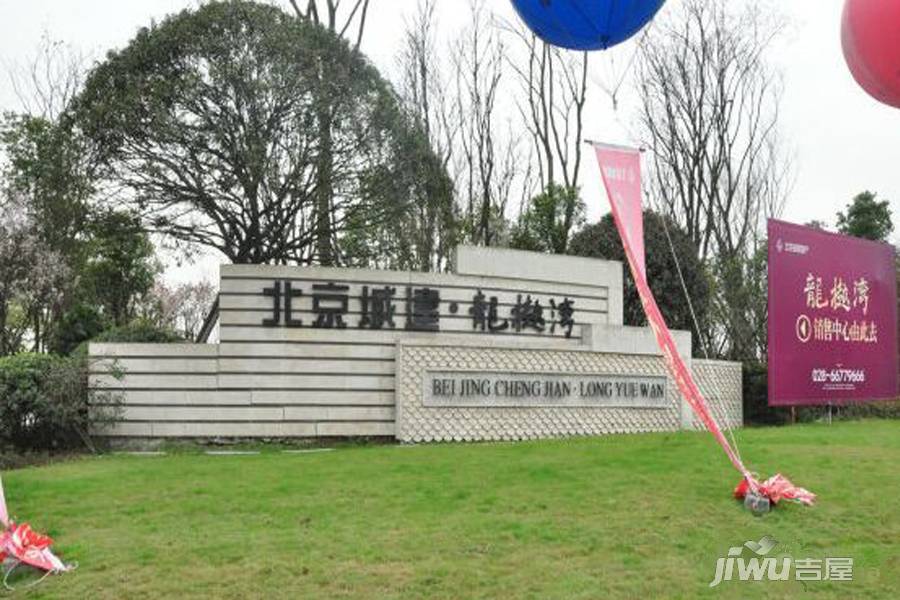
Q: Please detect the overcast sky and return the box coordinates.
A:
[1,0,897,284]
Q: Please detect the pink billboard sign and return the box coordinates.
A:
[768,219,898,406]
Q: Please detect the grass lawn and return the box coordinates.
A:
[3,420,898,598]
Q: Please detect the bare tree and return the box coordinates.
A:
[5,33,86,120]
[0,195,69,355]
[636,0,788,261]
[398,0,456,171]
[392,0,459,270]
[141,280,217,340]
[503,23,589,253]
[507,28,589,193]
[1,36,92,352]
[288,0,372,265]
[635,0,790,360]
[287,0,370,50]
[452,0,519,247]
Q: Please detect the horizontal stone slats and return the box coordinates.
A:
[120,406,285,421]
[218,290,609,314]
[104,389,394,406]
[89,343,217,357]
[218,342,395,359]
[101,422,153,436]
[92,373,219,389]
[316,421,395,436]
[88,339,397,436]
[90,357,219,374]
[249,390,394,405]
[113,390,252,406]
[93,378,396,392]
[454,245,622,288]
[217,358,393,374]
[282,406,394,421]
[147,422,319,437]
[101,421,394,437]
[218,325,583,344]
[218,309,591,334]
[114,405,394,422]
[220,264,610,299]
[216,373,393,390]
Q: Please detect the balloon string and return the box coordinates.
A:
[648,154,747,469]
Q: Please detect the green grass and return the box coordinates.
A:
[4,420,899,599]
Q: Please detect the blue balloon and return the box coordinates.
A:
[510,0,666,51]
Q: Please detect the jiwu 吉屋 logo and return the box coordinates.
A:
[709,536,853,587]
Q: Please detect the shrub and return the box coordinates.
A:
[742,361,790,426]
[815,399,900,422]
[73,319,186,357]
[569,211,712,356]
[90,320,186,344]
[0,353,122,451]
[50,303,107,355]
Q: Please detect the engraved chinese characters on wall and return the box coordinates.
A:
[260,280,577,337]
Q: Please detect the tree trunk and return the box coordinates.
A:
[33,312,41,353]
[314,99,335,267]
[0,302,7,356]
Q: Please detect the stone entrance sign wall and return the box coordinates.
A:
[89,246,742,440]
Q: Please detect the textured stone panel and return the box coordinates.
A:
[691,359,744,430]
[396,343,681,442]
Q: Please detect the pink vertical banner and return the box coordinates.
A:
[0,475,8,526]
[591,142,751,482]
[593,143,646,279]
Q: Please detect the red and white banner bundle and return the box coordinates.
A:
[0,522,69,573]
[590,142,815,505]
[0,475,73,588]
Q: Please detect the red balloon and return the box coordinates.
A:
[841,0,900,108]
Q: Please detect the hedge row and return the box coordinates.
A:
[1,322,183,452]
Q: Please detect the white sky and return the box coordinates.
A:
[1,0,898,285]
